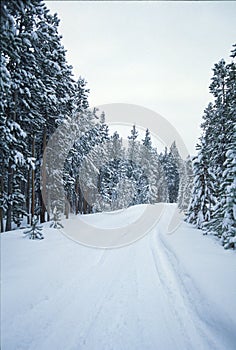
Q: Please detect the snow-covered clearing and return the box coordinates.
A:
[1,204,236,350]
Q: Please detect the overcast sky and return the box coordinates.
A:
[46,1,236,154]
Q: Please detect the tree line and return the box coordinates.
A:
[186,45,236,249]
[0,0,90,231]
[1,0,190,232]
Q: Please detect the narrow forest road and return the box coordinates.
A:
[1,205,236,350]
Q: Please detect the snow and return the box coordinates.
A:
[1,204,236,350]
[14,151,25,165]
[79,204,147,229]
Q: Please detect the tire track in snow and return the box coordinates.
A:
[134,235,181,350]
[80,245,146,350]
[150,226,220,350]
[130,248,145,346]
[157,228,236,350]
[75,247,133,348]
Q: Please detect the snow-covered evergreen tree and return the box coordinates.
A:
[127,125,139,164]
[159,145,180,203]
[187,44,236,248]
[177,156,193,213]
[220,145,236,249]
[0,0,80,230]
[50,206,64,229]
[24,215,44,240]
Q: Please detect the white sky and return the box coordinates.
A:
[46,1,236,154]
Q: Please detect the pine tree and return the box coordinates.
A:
[221,149,236,248]
[220,45,236,248]
[187,44,236,248]
[139,129,153,204]
[186,140,216,229]
[169,141,182,202]
[126,125,143,205]
[0,0,79,231]
[178,156,194,213]
[24,215,44,240]
[127,125,139,164]
[159,145,180,203]
[50,206,64,229]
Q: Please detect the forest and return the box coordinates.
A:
[0,0,235,249]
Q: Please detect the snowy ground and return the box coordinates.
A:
[1,204,236,350]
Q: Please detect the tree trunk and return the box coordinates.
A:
[78,185,82,214]
[5,161,13,231]
[83,193,88,214]
[65,198,69,219]
[75,178,79,215]
[0,208,3,232]
[26,168,30,224]
[31,136,35,225]
[40,127,47,223]
[0,175,4,232]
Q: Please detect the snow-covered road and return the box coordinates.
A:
[1,204,236,350]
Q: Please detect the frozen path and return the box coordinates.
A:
[1,204,236,350]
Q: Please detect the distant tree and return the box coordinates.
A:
[159,144,180,203]
[50,206,64,229]
[178,156,194,213]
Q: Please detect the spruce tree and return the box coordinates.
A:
[24,215,44,240]
[0,0,84,231]
[178,156,194,213]
[50,206,64,229]
[187,44,236,248]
